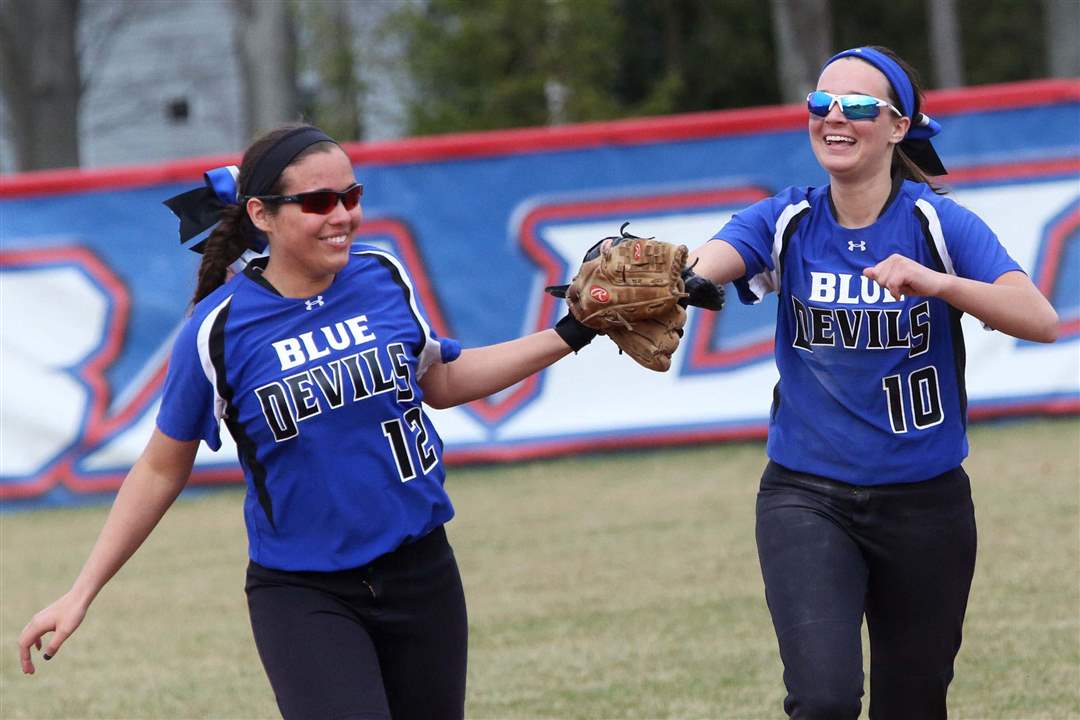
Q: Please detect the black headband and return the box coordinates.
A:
[163,126,338,246]
[245,126,338,197]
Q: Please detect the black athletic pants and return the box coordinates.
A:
[756,461,977,720]
[245,526,468,720]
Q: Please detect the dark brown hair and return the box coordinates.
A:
[191,123,338,304]
[865,45,946,195]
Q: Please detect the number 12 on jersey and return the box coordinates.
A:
[381,406,439,481]
[882,366,944,434]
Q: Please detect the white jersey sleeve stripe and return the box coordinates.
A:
[195,294,233,422]
[353,248,444,378]
[915,197,996,330]
[746,199,810,302]
[915,198,956,276]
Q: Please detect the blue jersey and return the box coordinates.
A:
[157,246,462,571]
[717,180,1021,485]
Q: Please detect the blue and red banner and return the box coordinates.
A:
[2,79,1078,507]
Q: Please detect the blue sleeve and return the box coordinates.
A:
[939,199,1023,283]
[438,336,462,363]
[155,315,223,450]
[713,189,804,304]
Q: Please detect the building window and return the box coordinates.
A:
[166,98,190,123]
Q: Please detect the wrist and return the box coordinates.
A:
[934,271,959,300]
[554,311,597,352]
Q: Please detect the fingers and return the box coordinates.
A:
[863,264,899,299]
[43,628,70,660]
[864,255,912,300]
[19,627,70,674]
[865,253,950,300]
[18,603,78,674]
[18,641,35,675]
[18,621,47,674]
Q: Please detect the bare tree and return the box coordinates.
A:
[0,0,81,170]
[769,0,832,104]
[1043,0,1080,78]
[0,0,155,170]
[927,0,963,88]
[233,0,300,139]
[296,0,362,141]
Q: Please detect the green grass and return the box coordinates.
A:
[2,418,1078,719]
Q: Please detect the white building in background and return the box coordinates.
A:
[0,0,410,174]
[79,1,244,169]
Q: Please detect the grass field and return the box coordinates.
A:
[2,418,1078,719]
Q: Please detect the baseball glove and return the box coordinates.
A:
[547,223,689,372]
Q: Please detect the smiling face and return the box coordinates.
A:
[809,58,910,183]
[247,145,362,297]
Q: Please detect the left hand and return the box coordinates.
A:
[863,253,949,300]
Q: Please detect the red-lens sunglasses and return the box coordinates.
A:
[251,183,363,214]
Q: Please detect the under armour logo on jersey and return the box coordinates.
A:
[305,296,325,311]
[848,241,867,252]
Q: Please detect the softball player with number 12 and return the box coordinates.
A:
[17,124,602,719]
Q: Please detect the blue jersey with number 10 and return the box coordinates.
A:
[156,246,462,571]
[716,180,1021,485]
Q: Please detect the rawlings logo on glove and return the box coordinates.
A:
[547,223,693,372]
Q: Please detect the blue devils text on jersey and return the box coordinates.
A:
[157,246,462,570]
[716,180,1021,484]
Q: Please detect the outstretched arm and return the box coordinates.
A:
[864,256,1059,343]
[17,429,199,674]
[419,329,573,409]
[687,239,747,286]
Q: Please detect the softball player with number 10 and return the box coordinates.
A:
[687,45,1058,718]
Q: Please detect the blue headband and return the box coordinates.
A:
[823,47,947,175]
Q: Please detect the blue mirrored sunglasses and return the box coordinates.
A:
[807,91,902,120]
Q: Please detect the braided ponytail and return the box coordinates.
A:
[191,205,251,304]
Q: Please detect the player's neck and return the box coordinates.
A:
[261,259,335,299]
[829,171,894,229]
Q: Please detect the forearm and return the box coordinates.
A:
[69,433,195,605]
[422,329,572,409]
[687,239,747,285]
[939,272,1058,343]
[70,471,182,603]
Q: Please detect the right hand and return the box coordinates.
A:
[18,591,89,674]
[681,264,726,311]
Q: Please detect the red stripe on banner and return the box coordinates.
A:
[1036,204,1080,293]
[442,425,770,465]
[80,361,169,451]
[0,462,69,500]
[946,156,1080,184]
[2,79,1076,198]
[69,466,247,495]
[968,397,1080,421]
[1060,317,1080,335]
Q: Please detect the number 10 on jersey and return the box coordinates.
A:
[882,366,944,434]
